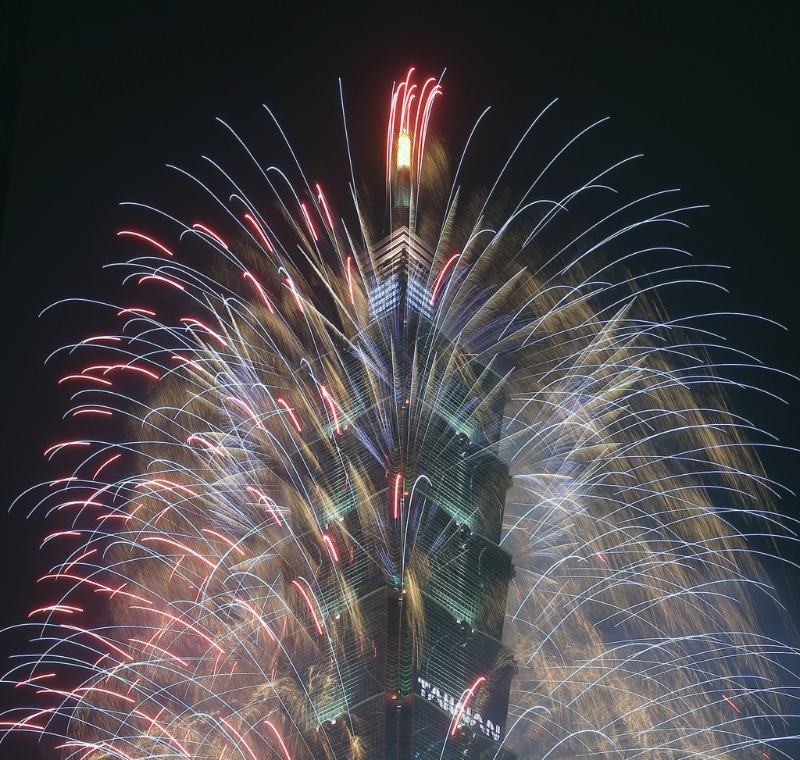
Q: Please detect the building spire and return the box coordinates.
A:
[385,69,442,218]
[367,71,444,320]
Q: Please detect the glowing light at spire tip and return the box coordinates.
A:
[397,131,412,170]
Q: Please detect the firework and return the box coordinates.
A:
[2,69,799,760]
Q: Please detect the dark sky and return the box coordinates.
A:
[1,2,799,757]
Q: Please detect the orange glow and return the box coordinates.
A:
[386,69,441,194]
[397,131,412,170]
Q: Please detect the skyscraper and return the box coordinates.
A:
[287,78,517,760]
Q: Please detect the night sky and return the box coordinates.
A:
[1,3,799,757]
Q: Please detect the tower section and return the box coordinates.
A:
[365,230,516,760]
[288,283,516,760]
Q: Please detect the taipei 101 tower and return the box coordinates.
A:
[295,72,519,760]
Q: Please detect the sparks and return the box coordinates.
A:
[300,201,318,241]
[346,255,355,304]
[291,578,324,635]
[243,212,275,252]
[315,184,335,230]
[276,397,302,432]
[450,676,486,736]
[429,252,460,304]
[392,472,403,519]
[243,270,276,313]
[6,69,799,760]
[322,533,339,562]
[318,384,341,434]
[138,273,185,290]
[117,230,173,256]
[192,222,229,250]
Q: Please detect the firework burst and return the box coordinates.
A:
[2,69,799,760]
